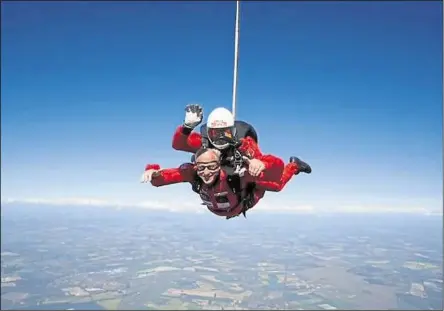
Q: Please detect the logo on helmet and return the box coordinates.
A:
[210,120,228,128]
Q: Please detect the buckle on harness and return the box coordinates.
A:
[233,149,244,175]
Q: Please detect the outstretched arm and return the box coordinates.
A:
[171,126,203,153]
[143,163,196,187]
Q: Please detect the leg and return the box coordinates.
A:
[256,162,298,192]
[259,154,285,183]
[256,157,312,192]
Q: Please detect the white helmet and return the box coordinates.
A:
[206,107,235,150]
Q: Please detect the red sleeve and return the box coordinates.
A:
[171,126,202,153]
[145,164,161,171]
[243,170,282,192]
[238,137,263,159]
[150,163,196,187]
[244,169,279,183]
[237,137,284,183]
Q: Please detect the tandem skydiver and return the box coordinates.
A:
[171,104,312,192]
[141,147,303,219]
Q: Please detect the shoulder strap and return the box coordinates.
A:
[226,174,242,195]
[199,124,211,148]
[193,172,242,205]
[226,173,257,219]
[226,173,243,206]
[191,173,202,194]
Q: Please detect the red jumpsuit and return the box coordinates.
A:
[145,163,294,217]
[171,125,297,192]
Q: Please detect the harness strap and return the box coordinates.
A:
[191,162,255,220]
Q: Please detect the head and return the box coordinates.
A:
[206,107,235,150]
[194,148,222,185]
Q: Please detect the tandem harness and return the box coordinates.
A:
[191,167,256,219]
[194,121,259,218]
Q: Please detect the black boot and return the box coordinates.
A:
[290,157,312,174]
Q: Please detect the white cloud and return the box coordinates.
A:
[1,197,441,215]
[2,197,112,207]
[256,202,316,214]
[1,197,207,214]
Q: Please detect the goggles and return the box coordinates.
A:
[207,127,234,145]
[195,161,220,172]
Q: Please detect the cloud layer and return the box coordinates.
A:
[1,197,442,215]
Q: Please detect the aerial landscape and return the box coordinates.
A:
[1,204,442,310]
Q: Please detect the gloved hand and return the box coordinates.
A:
[140,169,161,183]
[183,104,203,129]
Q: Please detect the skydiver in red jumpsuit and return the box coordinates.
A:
[171,104,311,192]
[141,148,301,219]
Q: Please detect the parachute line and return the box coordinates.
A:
[231,0,241,119]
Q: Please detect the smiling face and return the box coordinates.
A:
[195,149,221,185]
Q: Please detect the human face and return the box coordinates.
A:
[195,150,221,185]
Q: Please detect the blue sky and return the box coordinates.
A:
[1,1,442,213]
